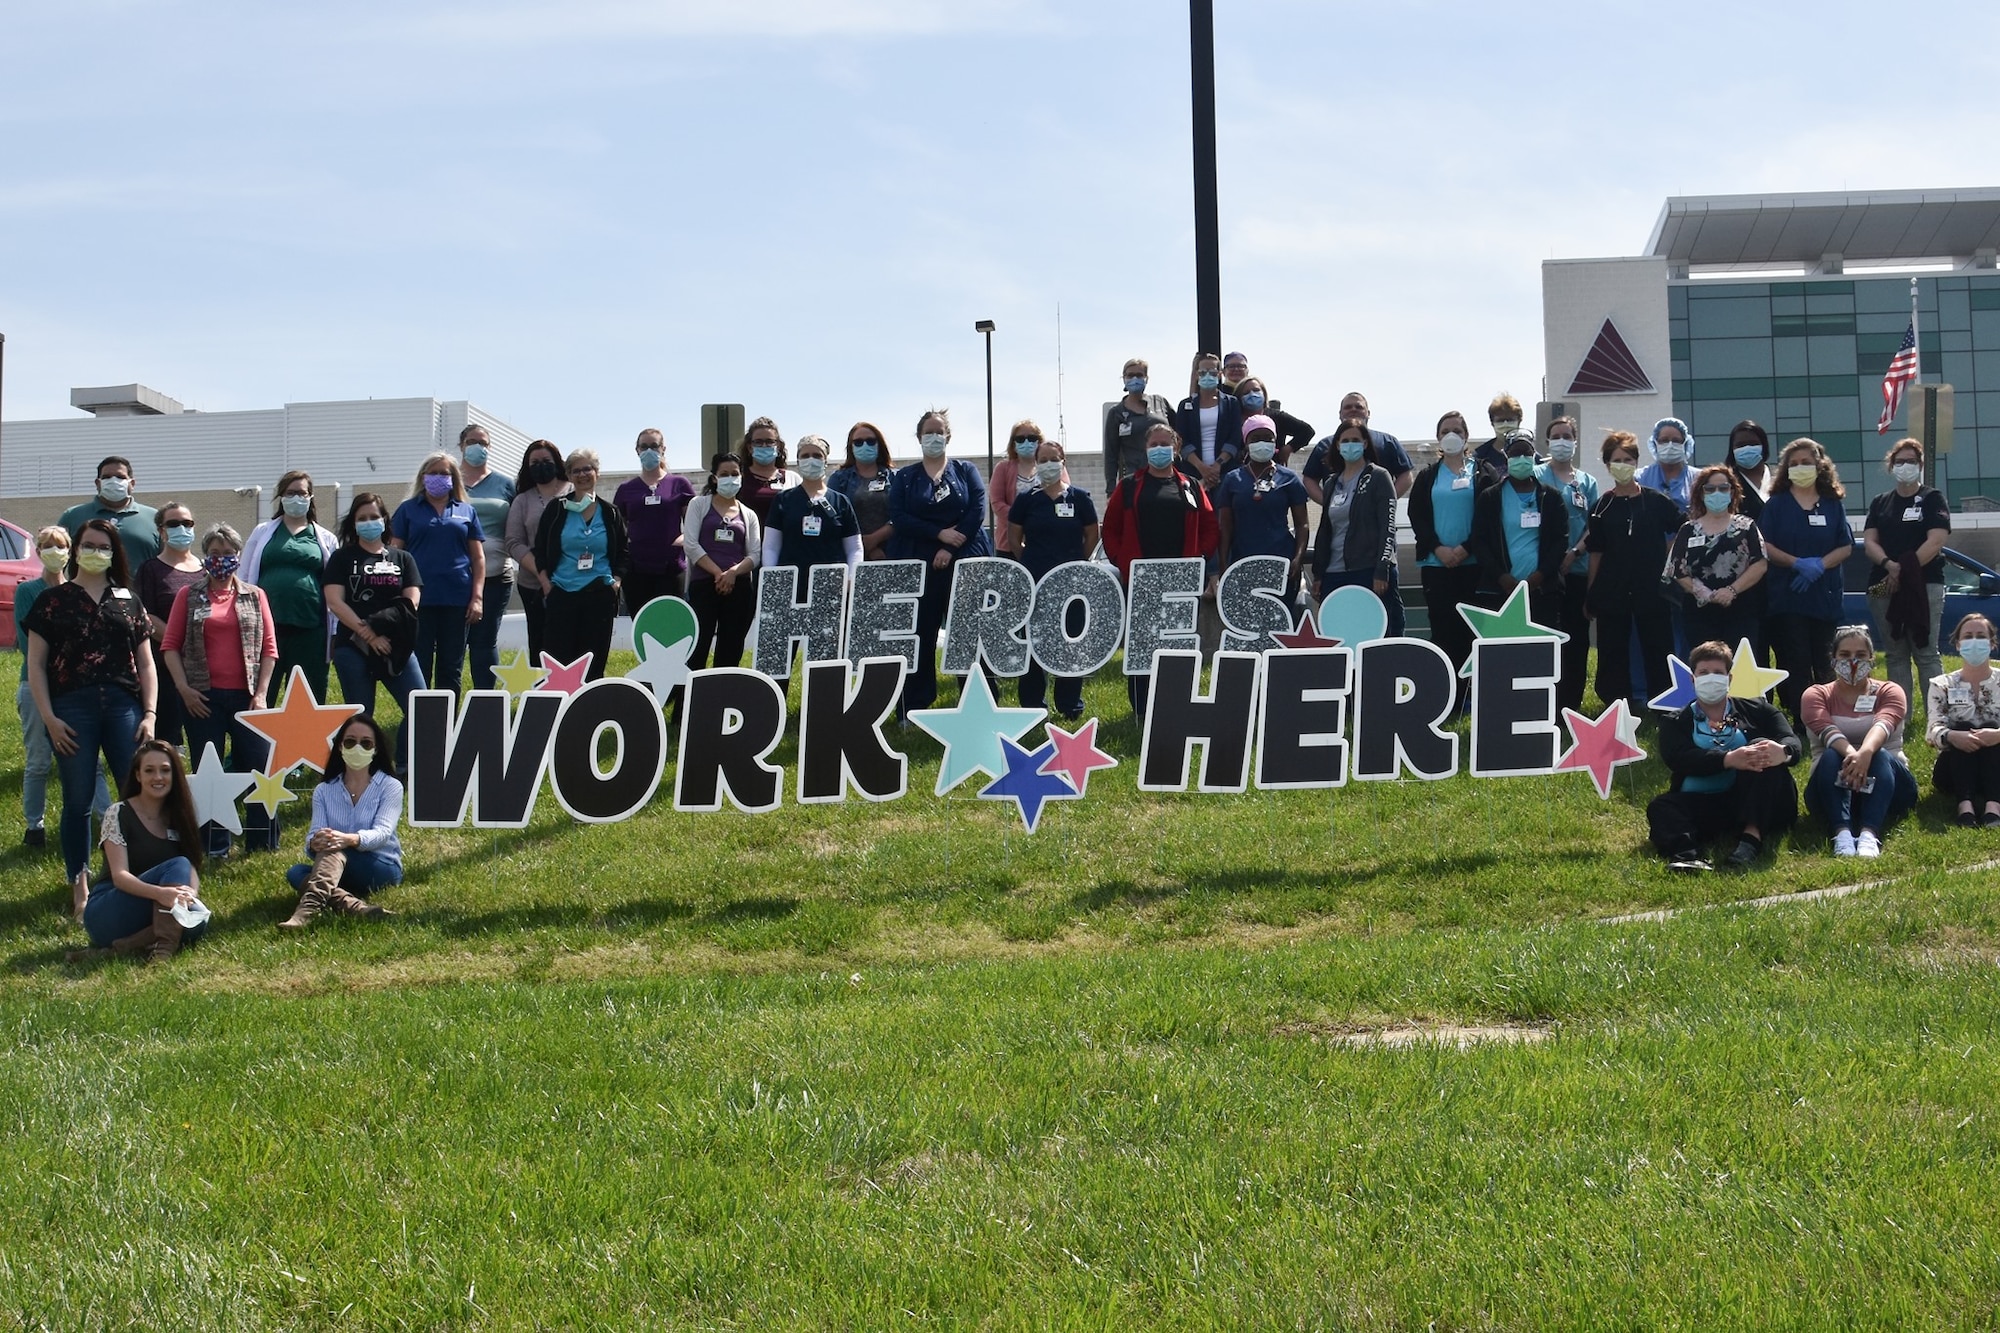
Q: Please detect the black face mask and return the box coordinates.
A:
[529,460,559,484]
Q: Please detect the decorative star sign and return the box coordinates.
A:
[1555,700,1648,800]
[244,768,297,818]
[1039,718,1118,796]
[187,743,256,834]
[979,736,1082,833]
[623,596,699,702]
[1455,581,1567,676]
[238,666,362,772]
[908,665,1045,794]
[1727,637,1787,700]
[1649,655,1697,713]
[491,650,547,696]
[537,652,594,695]
[1271,609,1339,650]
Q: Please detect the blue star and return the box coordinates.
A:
[1648,655,1697,712]
[978,737,1080,833]
[908,666,1046,794]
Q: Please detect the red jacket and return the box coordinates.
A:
[1101,471,1219,576]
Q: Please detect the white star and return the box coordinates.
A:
[623,632,691,702]
[186,742,257,835]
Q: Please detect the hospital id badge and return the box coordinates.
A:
[644,494,662,506]
[1856,692,1877,712]
[1950,684,1973,706]
[1808,513,1828,526]
[713,527,736,544]
[1904,505,1925,522]
[802,515,823,537]
[1451,475,1471,491]
[1055,502,1074,518]
[1686,534,1706,549]
[1520,511,1541,529]
[576,552,594,570]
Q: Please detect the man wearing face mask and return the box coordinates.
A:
[1863,438,1952,715]
[1103,358,1175,493]
[1649,639,1802,872]
[60,457,161,567]
[1473,394,1528,475]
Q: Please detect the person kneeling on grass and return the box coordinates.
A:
[1648,639,1803,872]
[65,740,209,964]
[280,715,403,928]
[1800,625,1917,858]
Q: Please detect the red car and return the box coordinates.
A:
[0,518,45,649]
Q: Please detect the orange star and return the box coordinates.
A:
[239,665,362,773]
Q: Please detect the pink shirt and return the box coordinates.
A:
[1800,679,1907,760]
[162,583,278,692]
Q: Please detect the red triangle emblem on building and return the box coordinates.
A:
[1566,318,1655,395]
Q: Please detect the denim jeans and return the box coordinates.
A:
[182,686,278,856]
[52,686,143,879]
[286,848,403,897]
[82,855,209,948]
[413,602,470,691]
[330,642,427,769]
[466,577,512,691]
[1803,748,1918,836]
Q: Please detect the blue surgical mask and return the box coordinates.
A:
[1197,372,1220,391]
[165,523,196,550]
[562,493,595,513]
[1961,638,1993,667]
[1702,489,1732,514]
[751,445,778,465]
[1507,455,1537,480]
[1339,441,1366,463]
[1124,376,1147,395]
[1013,438,1039,459]
[1733,445,1764,469]
[281,494,312,519]
[796,456,827,480]
[715,475,742,498]
[852,442,879,463]
[1241,393,1266,410]
[462,444,488,468]
[638,448,662,471]
[1693,674,1731,704]
[920,433,949,459]
[1247,441,1277,463]
[1146,445,1175,469]
[355,518,386,542]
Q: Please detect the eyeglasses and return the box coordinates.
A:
[569,467,597,477]
[1701,488,1733,497]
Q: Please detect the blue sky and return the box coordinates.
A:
[4,0,1996,468]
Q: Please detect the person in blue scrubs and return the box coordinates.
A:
[1537,415,1600,715]
[390,453,485,691]
[1007,439,1100,718]
[1638,417,1695,513]
[1471,433,1568,634]
[1215,414,1309,601]
[1407,410,1495,684]
[1757,438,1854,725]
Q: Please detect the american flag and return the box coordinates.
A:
[1876,320,1919,435]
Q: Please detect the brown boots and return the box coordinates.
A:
[279,851,394,930]
[149,907,185,964]
[63,925,155,965]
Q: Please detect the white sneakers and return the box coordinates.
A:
[1833,829,1882,858]
[1832,830,1856,857]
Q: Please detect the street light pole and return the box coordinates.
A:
[975,319,996,530]
[1189,0,1221,353]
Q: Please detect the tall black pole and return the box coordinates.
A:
[1190,0,1221,354]
[983,328,995,527]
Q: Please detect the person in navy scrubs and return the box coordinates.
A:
[1006,439,1099,719]
[886,409,992,714]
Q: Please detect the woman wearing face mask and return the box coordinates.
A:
[1724,420,1773,521]
[829,424,896,560]
[136,501,205,748]
[1639,417,1696,512]
[682,453,763,672]
[1102,423,1218,715]
[65,740,207,964]
[1648,638,1802,871]
[534,449,627,683]
[1173,352,1243,490]
[1103,358,1175,492]
[278,714,403,928]
[1536,417,1600,715]
[1216,415,1310,598]
[888,409,994,714]
[1668,467,1768,652]
[23,518,159,917]
[1927,613,2000,827]
[1470,433,1568,631]
[505,440,572,667]
[1231,378,1314,466]
[739,417,798,525]
[390,453,485,691]
[763,435,862,577]
[987,420,1069,553]
[1409,411,1498,685]
[161,523,280,858]
[1007,439,1101,719]
[240,471,339,704]
[1800,625,1916,858]
[13,527,109,853]
[1585,431,1686,716]
[455,427,516,691]
[1307,421,1396,610]
[614,427,695,618]
[1863,438,1951,714]
[324,493,425,767]
[1756,438,1853,725]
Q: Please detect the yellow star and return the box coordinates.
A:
[245,767,297,817]
[491,651,548,696]
[1728,636,1788,700]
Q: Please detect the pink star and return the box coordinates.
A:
[1555,700,1648,800]
[537,651,594,695]
[1271,609,1339,650]
[1038,718,1118,796]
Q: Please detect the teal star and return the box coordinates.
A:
[1456,581,1567,676]
[908,665,1046,795]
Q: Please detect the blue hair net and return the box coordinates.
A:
[1649,417,1694,464]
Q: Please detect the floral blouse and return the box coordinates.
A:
[21,580,153,702]
[1926,669,2000,746]
[1669,514,1765,591]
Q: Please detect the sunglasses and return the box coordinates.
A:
[342,736,377,751]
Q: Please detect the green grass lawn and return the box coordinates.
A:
[3,649,1998,1329]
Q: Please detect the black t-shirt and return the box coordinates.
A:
[324,545,422,643]
[1864,487,1950,584]
[1137,473,1194,559]
[1008,485,1099,579]
[770,485,859,571]
[1584,488,1685,610]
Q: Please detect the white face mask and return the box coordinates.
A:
[1034,460,1064,486]
[920,433,949,459]
[1834,657,1873,686]
[796,456,827,480]
[1546,438,1576,462]
[1438,432,1467,456]
[1653,441,1686,465]
[1693,673,1731,704]
[1246,440,1277,463]
[1892,462,1922,485]
[715,475,742,498]
[98,477,131,504]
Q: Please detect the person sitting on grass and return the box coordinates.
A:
[279,715,403,929]
[65,740,207,964]
[1926,612,2000,828]
[1648,639,1802,872]
[1800,625,1917,858]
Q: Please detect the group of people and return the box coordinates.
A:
[14,356,2000,961]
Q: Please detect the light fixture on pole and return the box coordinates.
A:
[975,319,997,527]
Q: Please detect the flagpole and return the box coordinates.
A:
[1910,277,1922,382]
